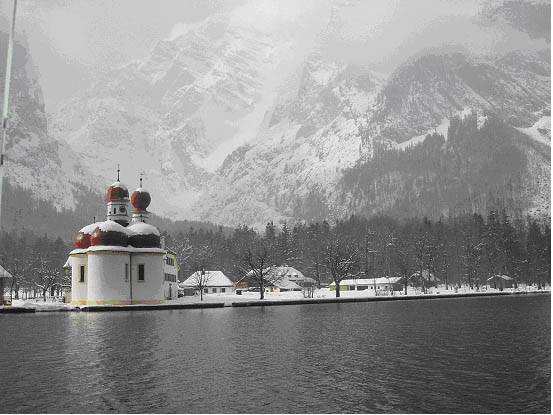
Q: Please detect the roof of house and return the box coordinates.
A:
[264,265,305,280]
[487,275,513,281]
[332,277,402,286]
[410,270,439,281]
[236,265,316,290]
[180,271,234,287]
[239,265,307,283]
[0,263,13,279]
[272,279,302,290]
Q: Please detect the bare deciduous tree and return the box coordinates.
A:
[188,270,213,301]
[324,238,359,298]
[188,244,214,301]
[238,239,271,300]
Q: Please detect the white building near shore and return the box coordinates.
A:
[180,271,235,294]
[330,277,403,292]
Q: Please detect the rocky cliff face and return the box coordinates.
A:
[0,33,88,213]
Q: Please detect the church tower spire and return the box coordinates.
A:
[105,165,130,226]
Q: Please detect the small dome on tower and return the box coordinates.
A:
[105,181,129,203]
[74,222,100,249]
[127,222,161,248]
[90,221,129,247]
[131,187,151,211]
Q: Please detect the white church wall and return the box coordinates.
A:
[132,252,164,304]
[87,251,132,305]
[70,254,88,305]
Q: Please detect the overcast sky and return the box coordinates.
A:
[0,0,547,111]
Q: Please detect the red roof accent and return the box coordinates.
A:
[131,188,151,211]
[105,182,129,203]
[74,232,91,249]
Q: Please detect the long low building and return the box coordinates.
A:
[329,277,403,292]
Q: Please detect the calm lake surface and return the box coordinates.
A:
[0,295,550,413]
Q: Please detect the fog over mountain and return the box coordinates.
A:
[0,0,549,232]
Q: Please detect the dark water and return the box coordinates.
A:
[0,295,550,413]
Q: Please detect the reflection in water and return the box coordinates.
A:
[0,295,550,413]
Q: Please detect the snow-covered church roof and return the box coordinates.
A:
[127,222,160,236]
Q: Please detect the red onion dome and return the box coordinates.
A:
[90,221,129,247]
[105,181,129,203]
[131,187,151,211]
[127,222,161,248]
[74,223,100,249]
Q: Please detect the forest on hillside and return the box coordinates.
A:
[340,113,550,221]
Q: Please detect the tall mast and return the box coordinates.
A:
[0,0,18,231]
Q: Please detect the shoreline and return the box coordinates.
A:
[0,290,549,313]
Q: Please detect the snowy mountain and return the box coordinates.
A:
[365,50,550,146]
[187,47,550,226]
[7,0,551,230]
[190,56,384,225]
[49,2,326,218]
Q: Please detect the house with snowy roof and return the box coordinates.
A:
[180,270,234,295]
[236,265,313,292]
[487,275,514,291]
[67,172,179,306]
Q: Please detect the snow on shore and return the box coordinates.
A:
[168,283,551,305]
[3,284,548,311]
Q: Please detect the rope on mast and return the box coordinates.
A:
[0,0,18,230]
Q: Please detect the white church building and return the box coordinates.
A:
[68,172,178,306]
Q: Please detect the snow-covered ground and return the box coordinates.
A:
[9,298,77,311]
[517,115,551,147]
[169,283,550,305]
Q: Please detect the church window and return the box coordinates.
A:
[138,264,145,281]
[119,206,126,213]
[79,266,85,282]
[124,264,129,282]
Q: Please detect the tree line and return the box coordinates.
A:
[166,210,550,298]
[0,210,549,300]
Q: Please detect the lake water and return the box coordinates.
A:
[0,295,550,413]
